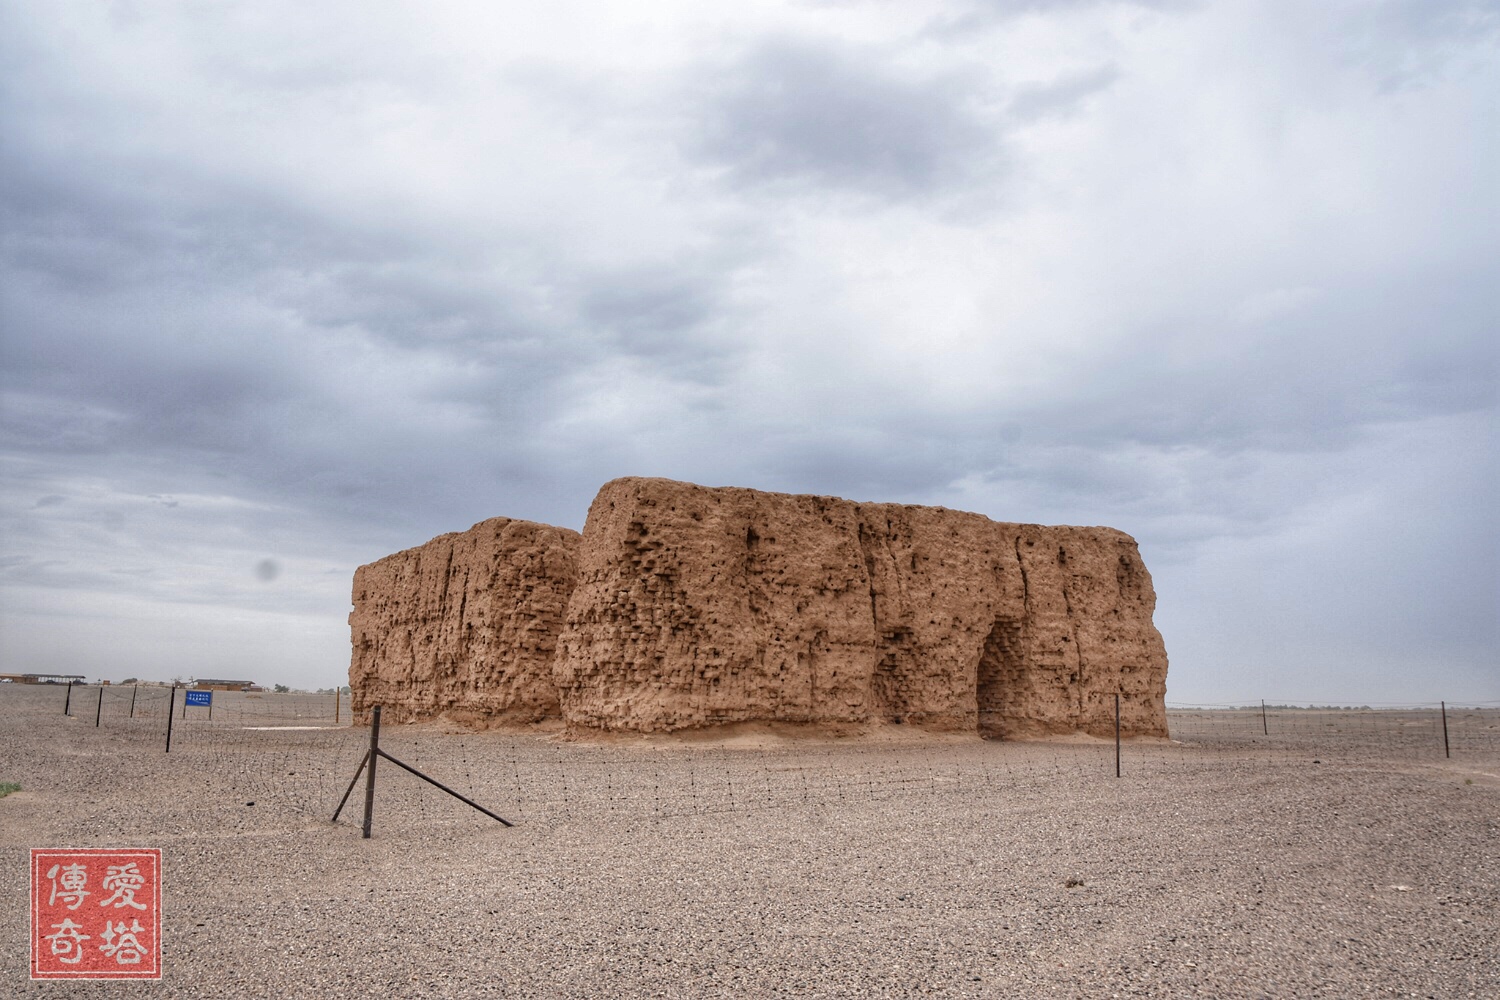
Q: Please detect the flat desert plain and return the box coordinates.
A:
[2,684,1497,998]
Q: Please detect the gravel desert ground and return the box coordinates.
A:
[2,684,1497,998]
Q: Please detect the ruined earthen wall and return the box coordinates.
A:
[552,478,1168,736]
[348,517,580,724]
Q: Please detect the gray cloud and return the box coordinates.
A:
[926,0,1194,37]
[1330,0,1500,91]
[692,38,1003,200]
[1007,65,1120,121]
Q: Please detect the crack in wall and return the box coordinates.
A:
[1056,545,1086,717]
[1013,536,1031,616]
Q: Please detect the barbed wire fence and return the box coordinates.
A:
[1165,700,1500,758]
[5,683,361,831]
[5,682,1497,837]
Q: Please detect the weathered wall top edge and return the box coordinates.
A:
[592,476,1143,543]
[356,479,1146,577]
[354,515,581,574]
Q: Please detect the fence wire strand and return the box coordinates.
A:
[4,684,1496,837]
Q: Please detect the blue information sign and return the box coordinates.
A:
[184,690,212,707]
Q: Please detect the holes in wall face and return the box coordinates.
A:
[743,524,776,618]
[870,625,915,720]
[877,627,913,666]
[1116,553,1144,601]
[977,615,1025,740]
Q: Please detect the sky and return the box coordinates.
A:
[1,0,1495,704]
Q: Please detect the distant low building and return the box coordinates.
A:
[193,678,256,692]
[4,673,88,685]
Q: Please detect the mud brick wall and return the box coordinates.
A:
[552,478,1168,737]
[348,517,580,724]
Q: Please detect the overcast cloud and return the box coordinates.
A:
[2,0,1495,703]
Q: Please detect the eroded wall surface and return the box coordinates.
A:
[348,517,580,724]
[552,478,1168,736]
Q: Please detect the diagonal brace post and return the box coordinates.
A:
[330,750,370,823]
[375,749,513,827]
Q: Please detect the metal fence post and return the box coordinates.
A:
[165,686,176,753]
[95,686,104,727]
[1441,701,1450,759]
[362,706,382,839]
[130,684,138,719]
[1115,694,1121,778]
[1261,699,1268,736]
[64,680,73,716]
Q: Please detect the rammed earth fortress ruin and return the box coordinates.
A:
[349,478,1170,738]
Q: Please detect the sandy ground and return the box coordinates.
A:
[1,684,1497,998]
